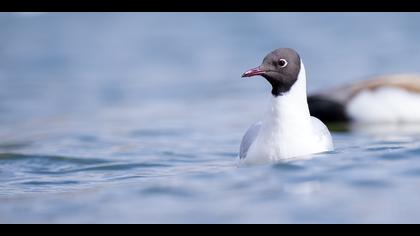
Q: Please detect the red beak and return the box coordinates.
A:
[241,67,265,78]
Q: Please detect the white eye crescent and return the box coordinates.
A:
[279,59,288,68]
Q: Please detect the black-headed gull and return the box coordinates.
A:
[239,48,334,164]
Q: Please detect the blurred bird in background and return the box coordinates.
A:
[308,74,420,125]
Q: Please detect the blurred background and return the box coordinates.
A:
[2,13,420,124]
[1,13,420,223]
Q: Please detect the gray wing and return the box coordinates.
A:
[239,122,262,159]
[311,116,334,151]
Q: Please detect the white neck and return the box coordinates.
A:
[264,61,312,130]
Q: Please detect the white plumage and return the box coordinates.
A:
[347,87,420,123]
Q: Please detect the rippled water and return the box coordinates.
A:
[2,13,420,223]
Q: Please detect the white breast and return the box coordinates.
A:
[242,118,333,165]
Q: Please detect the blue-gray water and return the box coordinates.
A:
[1,13,420,223]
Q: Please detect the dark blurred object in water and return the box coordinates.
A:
[309,74,420,124]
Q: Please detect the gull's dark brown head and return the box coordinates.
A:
[242,48,301,96]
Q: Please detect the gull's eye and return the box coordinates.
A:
[278,59,288,68]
